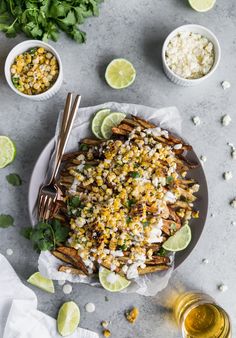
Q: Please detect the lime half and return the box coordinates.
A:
[57,301,80,337]
[27,272,55,293]
[162,225,192,252]
[105,58,136,89]
[0,136,16,169]
[188,0,216,12]
[101,112,126,139]
[92,108,111,139]
[99,267,131,292]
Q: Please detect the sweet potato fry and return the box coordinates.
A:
[81,138,103,145]
[56,247,88,275]
[117,123,134,132]
[123,118,143,128]
[145,256,170,265]
[131,115,156,128]
[52,250,74,265]
[112,127,129,135]
[58,265,86,275]
[138,265,169,275]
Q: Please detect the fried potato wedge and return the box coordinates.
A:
[112,127,129,135]
[56,247,88,275]
[117,123,134,132]
[145,256,170,265]
[81,138,104,145]
[138,265,169,275]
[131,115,156,128]
[58,265,86,275]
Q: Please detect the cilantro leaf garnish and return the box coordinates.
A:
[130,171,140,178]
[6,173,22,186]
[21,219,69,252]
[166,176,174,184]
[0,214,14,228]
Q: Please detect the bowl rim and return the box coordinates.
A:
[4,39,63,99]
[162,24,221,83]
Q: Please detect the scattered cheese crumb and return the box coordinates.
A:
[6,248,13,256]
[228,143,236,159]
[210,213,215,218]
[125,307,139,324]
[221,81,231,90]
[192,116,201,126]
[200,155,207,163]
[85,302,96,313]
[202,258,209,264]
[58,280,65,286]
[221,114,232,126]
[231,221,236,226]
[101,321,109,328]
[223,171,233,180]
[218,284,228,292]
[62,284,72,294]
[103,329,111,337]
[230,199,236,208]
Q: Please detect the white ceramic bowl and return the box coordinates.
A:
[5,40,63,101]
[162,24,221,86]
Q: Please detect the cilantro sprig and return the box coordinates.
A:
[0,0,103,42]
[21,219,69,252]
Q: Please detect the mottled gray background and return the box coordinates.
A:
[0,0,236,337]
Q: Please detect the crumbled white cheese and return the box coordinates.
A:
[63,284,72,294]
[164,191,176,203]
[223,171,233,180]
[6,248,13,256]
[202,258,209,264]
[221,114,232,126]
[218,284,228,292]
[221,81,231,90]
[173,143,182,150]
[227,143,236,159]
[85,303,96,313]
[192,116,201,126]
[58,280,65,286]
[231,221,236,226]
[165,32,214,79]
[200,155,207,163]
[230,199,236,208]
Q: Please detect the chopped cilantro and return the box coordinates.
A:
[130,171,140,178]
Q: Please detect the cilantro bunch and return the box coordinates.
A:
[0,0,103,43]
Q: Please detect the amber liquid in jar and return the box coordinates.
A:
[174,292,231,338]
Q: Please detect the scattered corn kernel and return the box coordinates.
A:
[125,307,139,324]
[103,329,111,337]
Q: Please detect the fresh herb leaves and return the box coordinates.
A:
[6,173,22,186]
[80,143,89,151]
[21,219,69,252]
[0,0,103,42]
[166,176,174,184]
[130,171,140,178]
[158,247,167,256]
[0,214,14,228]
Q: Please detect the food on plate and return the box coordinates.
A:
[126,307,139,324]
[27,271,55,293]
[105,59,136,89]
[0,0,102,43]
[49,112,200,291]
[188,0,216,12]
[0,136,16,169]
[57,301,80,337]
[165,32,214,79]
[11,47,59,95]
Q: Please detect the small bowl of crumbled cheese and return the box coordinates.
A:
[162,24,221,86]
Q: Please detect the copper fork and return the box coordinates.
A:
[38,93,81,222]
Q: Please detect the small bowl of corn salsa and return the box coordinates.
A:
[5,40,63,100]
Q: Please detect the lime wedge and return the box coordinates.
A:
[105,58,136,89]
[27,272,55,293]
[99,267,131,292]
[162,225,192,252]
[0,136,16,169]
[92,108,111,139]
[57,301,80,337]
[188,0,216,12]
[101,112,126,139]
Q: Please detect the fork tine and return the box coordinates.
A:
[40,195,48,222]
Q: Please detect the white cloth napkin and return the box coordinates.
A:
[0,254,98,338]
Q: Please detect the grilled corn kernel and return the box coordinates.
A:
[103,329,111,337]
[126,307,139,324]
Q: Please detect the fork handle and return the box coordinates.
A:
[49,94,81,184]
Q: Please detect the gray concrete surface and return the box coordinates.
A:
[0,0,236,337]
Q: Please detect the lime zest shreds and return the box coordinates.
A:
[27,272,55,293]
[105,58,136,89]
[92,108,111,139]
[188,0,216,12]
[101,112,126,139]
[162,225,192,252]
[57,301,80,337]
[0,136,16,168]
[99,267,131,292]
